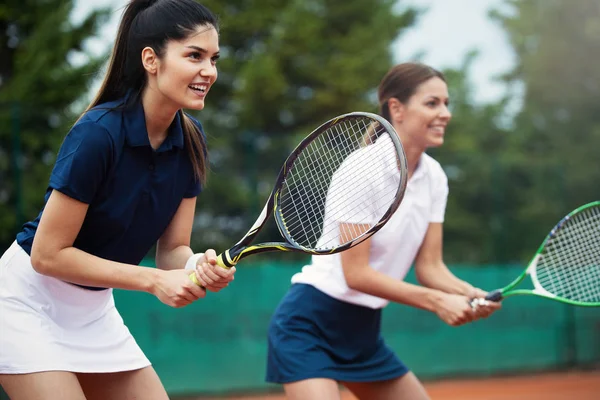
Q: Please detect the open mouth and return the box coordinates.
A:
[189,84,208,94]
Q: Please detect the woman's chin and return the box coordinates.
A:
[427,138,444,148]
[185,99,206,111]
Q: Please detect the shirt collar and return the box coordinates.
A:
[122,94,185,152]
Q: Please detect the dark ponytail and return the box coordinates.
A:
[79,0,218,184]
[84,0,156,110]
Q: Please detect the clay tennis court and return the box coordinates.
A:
[189,370,600,400]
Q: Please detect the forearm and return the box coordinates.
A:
[31,246,157,292]
[417,263,472,295]
[347,267,444,312]
[156,244,194,270]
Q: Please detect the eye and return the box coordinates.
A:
[211,54,220,64]
[188,51,201,60]
[426,100,438,107]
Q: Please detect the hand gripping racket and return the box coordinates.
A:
[190,112,408,284]
[472,201,600,307]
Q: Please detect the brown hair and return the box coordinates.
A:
[80,0,218,184]
[378,62,446,123]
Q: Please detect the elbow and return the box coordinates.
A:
[415,262,435,287]
[343,268,364,291]
[415,272,427,287]
[30,248,56,276]
[154,253,170,270]
[415,271,432,288]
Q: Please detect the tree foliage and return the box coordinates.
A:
[486,0,600,262]
[0,0,109,249]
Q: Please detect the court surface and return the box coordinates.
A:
[188,370,600,400]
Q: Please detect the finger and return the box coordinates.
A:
[467,300,480,320]
[465,305,478,322]
[195,263,219,286]
[204,249,218,264]
[176,289,197,304]
[204,282,229,293]
[191,268,213,288]
[187,282,207,299]
[210,264,235,279]
[200,263,223,283]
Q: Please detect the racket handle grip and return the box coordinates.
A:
[187,253,231,287]
[484,289,503,302]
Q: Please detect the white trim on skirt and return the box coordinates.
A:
[0,241,151,374]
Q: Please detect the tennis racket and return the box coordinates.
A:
[190,112,408,284]
[472,201,600,307]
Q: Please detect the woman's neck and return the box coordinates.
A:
[141,88,179,150]
[395,129,424,179]
[404,146,423,180]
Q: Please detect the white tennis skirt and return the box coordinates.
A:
[0,241,151,374]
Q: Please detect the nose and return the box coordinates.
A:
[200,60,217,79]
[439,104,452,120]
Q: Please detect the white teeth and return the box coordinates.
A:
[189,85,207,92]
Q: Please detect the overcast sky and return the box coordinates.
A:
[72,0,516,105]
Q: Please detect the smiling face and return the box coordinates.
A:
[391,76,451,150]
[143,24,220,111]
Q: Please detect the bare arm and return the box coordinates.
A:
[414,222,501,318]
[30,190,157,292]
[339,223,481,326]
[30,190,208,307]
[340,224,446,313]
[155,197,196,270]
[414,223,474,295]
[156,196,236,292]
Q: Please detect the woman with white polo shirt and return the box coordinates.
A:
[265,62,501,400]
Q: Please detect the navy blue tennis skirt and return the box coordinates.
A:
[266,283,408,383]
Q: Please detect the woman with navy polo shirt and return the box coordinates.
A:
[0,1,233,399]
[266,63,502,400]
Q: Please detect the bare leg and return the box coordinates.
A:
[0,371,87,400]
[284,378,341,400]
[343,372,430,400]
[77,366,168,400]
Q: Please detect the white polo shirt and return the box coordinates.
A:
[291,152,449,309]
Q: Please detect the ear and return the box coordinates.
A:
[387,97,405,123]
[141,47,158,75]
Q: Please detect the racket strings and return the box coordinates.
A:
[279,116,401,250]
[536,205,600,303]
[285,123,389,240]
[296,120,396,244]
[281,120,373,246]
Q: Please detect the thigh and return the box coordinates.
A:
[284,378,341,400]
[0,371,86,400]
[342,372,430,400]
[77,366,168,400]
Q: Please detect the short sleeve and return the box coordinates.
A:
[430,168,449,223]
[49,121,113,204]
[184,178,202,198]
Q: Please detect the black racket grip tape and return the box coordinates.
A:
[485,289,503,302]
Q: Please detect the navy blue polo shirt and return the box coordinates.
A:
[17,96,204,267]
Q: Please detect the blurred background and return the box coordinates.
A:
[1,0,599,398]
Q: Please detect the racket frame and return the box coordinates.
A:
[485,201,600,307]
[217,112,407,268]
